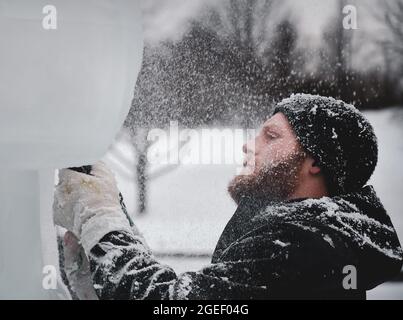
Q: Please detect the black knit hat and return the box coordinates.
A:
[273,94,378,195]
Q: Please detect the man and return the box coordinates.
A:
[54,94,403,300]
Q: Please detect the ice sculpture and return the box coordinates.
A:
[0,0,143,298]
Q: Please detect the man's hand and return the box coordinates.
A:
[53,161,133,254]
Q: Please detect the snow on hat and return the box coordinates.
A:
[273,93,378,195]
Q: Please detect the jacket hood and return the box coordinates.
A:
[253,185,403,290]
[213,186,403,291]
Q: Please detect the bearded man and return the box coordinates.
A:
[54,94,403,300]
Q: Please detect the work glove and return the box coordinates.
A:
[60,231,98,300]
[53,161,134,255]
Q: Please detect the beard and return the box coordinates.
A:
[228,151,306,205]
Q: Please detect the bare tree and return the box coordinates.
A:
[263,18,298,99]
[197,0,302,126]
[205,0,275,64]
[384,0,403,57]
[370,0,403,102]
[383,0,403,99]
[320,0,355,99]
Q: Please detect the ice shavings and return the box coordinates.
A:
[175,273,193,300]
[254,190,403,261]
[332,128,338,139]
[273,240,291,247]
[322,234,335,248]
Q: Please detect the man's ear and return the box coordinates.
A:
[309,158,322,175]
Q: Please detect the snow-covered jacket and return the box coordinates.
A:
[88,185,403,300]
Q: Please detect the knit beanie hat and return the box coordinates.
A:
[273,94,378,195]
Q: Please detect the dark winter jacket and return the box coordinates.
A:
[88,185,403,300]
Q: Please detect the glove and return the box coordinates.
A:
[62,231,98,300]
[53,161,133,254]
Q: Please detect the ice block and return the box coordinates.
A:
[0,0,143,299]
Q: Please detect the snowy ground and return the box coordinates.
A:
[103,107,403,300]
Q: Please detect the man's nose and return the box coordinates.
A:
[243,143,247,154]
[243,139,255,154]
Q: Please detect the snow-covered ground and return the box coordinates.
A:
[364,107,403,300]
[103,107,403,300]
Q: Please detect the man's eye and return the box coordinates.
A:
[266,132,277,139]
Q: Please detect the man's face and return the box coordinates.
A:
[228,113,306,204]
